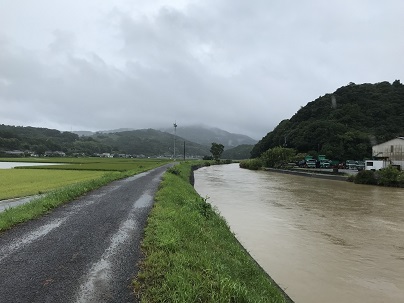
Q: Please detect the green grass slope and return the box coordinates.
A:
[135,162,291,303]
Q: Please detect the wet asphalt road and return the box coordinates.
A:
[0,164,170,303]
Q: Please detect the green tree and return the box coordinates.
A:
[261,146,296,168]
[251,81,404,161]
[210,142,224,162]
[33,144,47,156]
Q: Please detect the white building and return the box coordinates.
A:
[371,137,404,170]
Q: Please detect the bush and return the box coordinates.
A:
[202,155,213,160]
[167,167,180,175]
[376,166,401,186]
[398,171,404,187]
[354,166,404,187]
[354,170,377,185]
[239,158,262,170]
[261,146,296,168]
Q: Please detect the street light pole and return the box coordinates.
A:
[173,122,177,160]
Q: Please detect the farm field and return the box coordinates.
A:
[0,157,170,171]
[0,169,105,200]
[0,157,171,200]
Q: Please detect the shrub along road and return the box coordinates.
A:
[0,164,171,303]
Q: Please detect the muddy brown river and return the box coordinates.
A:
[194,163,404,303]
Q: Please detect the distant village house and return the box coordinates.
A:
[44,151,66,157]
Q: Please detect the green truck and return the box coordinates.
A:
[318,155,331,168]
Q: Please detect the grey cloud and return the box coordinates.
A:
[49,30,76,54]
[0,0,404,139]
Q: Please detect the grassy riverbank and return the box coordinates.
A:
[135,162,289,303]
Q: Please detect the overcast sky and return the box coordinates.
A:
[1,0,403,139]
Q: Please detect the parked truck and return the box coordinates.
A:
[318,155,332,168]
[306,159,317,168]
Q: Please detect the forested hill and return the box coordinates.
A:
[0,125,79,154]
[251,80,404,160]
[91,129,210,157]
[0,125,210,157]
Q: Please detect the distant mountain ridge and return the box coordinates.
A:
[0,125,210,157]
[90,129,210,157]
[160,125,257,148]
[73,128,135,136]
[0,124,255,158]
[73,125,257,148]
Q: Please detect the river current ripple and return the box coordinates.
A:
[194,163,404,303]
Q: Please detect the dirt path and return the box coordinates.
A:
[0,164,170,303]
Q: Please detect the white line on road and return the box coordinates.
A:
[0,198,99,263]
[0,217,68,263]
[74,193,153,303]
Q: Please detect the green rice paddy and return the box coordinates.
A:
[0,169,105,200]
[0,157,170,200]
[0,157,170,231]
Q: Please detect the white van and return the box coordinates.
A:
[365,160,387,171]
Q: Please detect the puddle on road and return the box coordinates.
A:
[121,171,150,183]
[74,206,141,303]
[0,217,68,262]
[134,193,153,209]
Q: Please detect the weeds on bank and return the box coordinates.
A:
[135,162,287,303]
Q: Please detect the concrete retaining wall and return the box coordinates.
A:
[264,168,348,181]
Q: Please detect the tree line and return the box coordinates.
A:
[251,80,404,160]
[0,125,210,157]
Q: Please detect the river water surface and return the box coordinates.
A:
[194,164,404,303]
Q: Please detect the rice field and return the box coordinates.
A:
[0,169,106,200]
[0,157,171,200]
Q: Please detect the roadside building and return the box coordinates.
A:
[371,137,404,170]
[5,150,25,156]
[100,153,112,158]
[44,151,66,157]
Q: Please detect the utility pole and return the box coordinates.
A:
[173,122,177,160]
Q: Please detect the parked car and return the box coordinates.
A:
[345,160,357,170]
[356,161,365,171]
